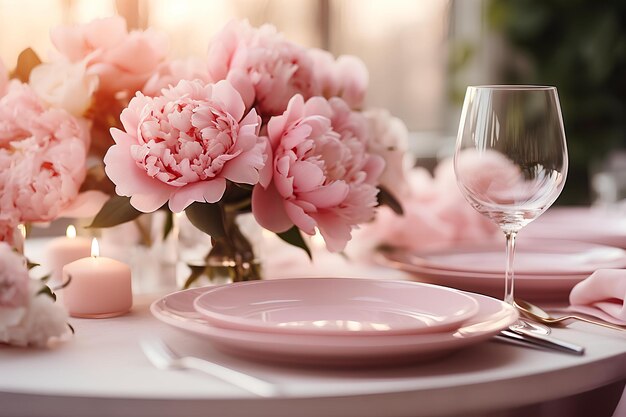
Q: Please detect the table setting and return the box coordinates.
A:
[0,15,625,417]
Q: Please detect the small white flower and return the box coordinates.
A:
[29,59,98,116]
[363,108,411,199]
[0,281,70,348]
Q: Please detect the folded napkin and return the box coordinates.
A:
[569,269,626,325]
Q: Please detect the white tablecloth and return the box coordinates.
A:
[0,238,624,417]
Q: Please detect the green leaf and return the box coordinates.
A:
[52,274,72,292]
[184,202,225,237]
[377,187,404,215]
[162,210,174,241]
[36,285,56,301]
[27,260,40,270]
[11,48,41,82]
[277,227,312,260]
[87,195,143,229]
[183,265,206,289]
[67,323,75,334]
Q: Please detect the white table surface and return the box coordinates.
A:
[1,238,625,417]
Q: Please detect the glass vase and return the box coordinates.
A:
[176,212,263,288]
[100,211,177,294]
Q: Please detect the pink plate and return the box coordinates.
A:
[524,207,626,248]
[151,284,518,367]
[396,239,626,275]
[192,278,480,336]
[377,248,588,301]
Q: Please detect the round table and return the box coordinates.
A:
[1,240,625,417]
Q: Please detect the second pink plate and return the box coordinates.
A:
[377,248,587,300]
[394,239,626,275]
[192,278,480,336]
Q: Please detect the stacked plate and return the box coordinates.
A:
[151,278,518,367]
[378,238,626,301]
[524,207,626,248]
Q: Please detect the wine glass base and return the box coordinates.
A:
[510,319,551,335]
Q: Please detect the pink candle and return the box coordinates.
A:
[45,225,91,286]
[62,239,132,319]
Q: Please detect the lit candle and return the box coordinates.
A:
[61,238,132,319]
[45,225,91,286]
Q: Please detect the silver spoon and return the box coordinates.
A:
[515,299,625,332]
[140,338,281,397]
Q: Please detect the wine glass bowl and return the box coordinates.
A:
[454,85,568,303]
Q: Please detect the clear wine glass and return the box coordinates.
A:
[454,85,568,305]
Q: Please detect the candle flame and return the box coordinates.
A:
[91,238,100,258]
[66,225,77,238]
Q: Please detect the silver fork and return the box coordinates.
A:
[140,338,281,398]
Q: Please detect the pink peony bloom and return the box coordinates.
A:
[143,57,212,97]
[207,20,317,117]
[354,164,499,255]
[0,81,89,224]
[309,49,368,109]
[104,79,267,213]
[252,95,384,252]
[0,58,8,97]
[363,108,410,199]
[50,16,168,95]
[0,219,23,253]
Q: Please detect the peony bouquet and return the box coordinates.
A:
[90,19,407,284]
[0,16,407,286]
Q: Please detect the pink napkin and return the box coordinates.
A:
[569,269,626,325]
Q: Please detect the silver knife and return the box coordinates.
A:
[497,327,585,355]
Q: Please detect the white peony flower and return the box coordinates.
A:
[0,242,71,348]
[29,59,98,117]
[0,281,70,348]
[363,108,411,199]
[0,242,29,308]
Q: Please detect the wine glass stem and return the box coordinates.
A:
[504,231,517,305]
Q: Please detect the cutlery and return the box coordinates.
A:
[499,327,585,355]
[515,299,625,332]
[494,332,559,351]
[140,338,281,397]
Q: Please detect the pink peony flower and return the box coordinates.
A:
[252,95,384,252]
[0,58,8,97]
[104,79,267,213]
[309,49,368,109]
[363,108,411,199]
[0,219,23,254]
[354,164,499,255]
[0,221,18,245]
[0,242,28,310]
[50,16,168,95]
[143,57,212,97]
[207,20,317,117]
[0,81,89,224]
